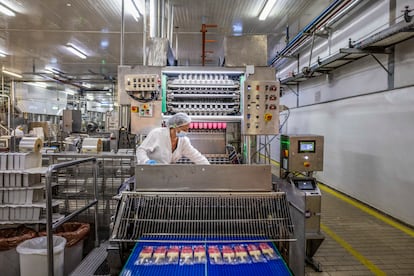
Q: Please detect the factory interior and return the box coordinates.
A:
[0,0,413,275]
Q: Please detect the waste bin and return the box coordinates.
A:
[0,226,37,276]
[16,235,66,276]
[39,222,90,275]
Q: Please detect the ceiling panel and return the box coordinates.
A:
[0,0,326,85]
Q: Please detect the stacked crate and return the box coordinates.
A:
[0,152,45,222]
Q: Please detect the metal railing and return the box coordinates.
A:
[45,157,99,276]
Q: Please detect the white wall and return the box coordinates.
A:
[276,0,414,226]
[282,87,414,226]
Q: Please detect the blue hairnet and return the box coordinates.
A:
[167,113,191,128]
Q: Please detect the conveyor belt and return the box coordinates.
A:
[120,240,292,276]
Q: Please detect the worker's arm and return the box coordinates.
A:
[136,131,157,164]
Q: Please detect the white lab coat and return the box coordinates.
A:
[12,128,24,138]
[136,127,209,164]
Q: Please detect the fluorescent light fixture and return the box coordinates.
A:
[128,0,141,22]
[0,3,15,16]
[65,89,77,95]
[259,0,277,21]
[2,68,22,78]
[26,82,48,88]
[0,50,6,58]
[45,66,62,74]
[66,43,87,59]
[81,82,92,88]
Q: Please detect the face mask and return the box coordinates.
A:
[176,131,188,138]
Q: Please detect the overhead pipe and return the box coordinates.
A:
[120,0,125,65]
[270,0,356,66]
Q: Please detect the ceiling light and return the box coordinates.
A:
[0,3,16,16]
[2,68,22,78]
[66,43,87,59]
[65,89,77,95]
[0,50,7,57]
[81,82,92,88]
[26,82,48,88]
[45,66,61,74]
[259,0,277,21]
[128,0,141,22]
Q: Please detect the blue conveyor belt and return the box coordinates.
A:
[120,240,292,276]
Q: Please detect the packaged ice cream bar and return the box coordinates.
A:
[166,246,180,264]
[234,244,250,263]
[135,246,153,265]
[208,245,223,264]
[247,244,266,263]
[152,246,167,264]
[259,242,279,260]
[194,245,207,263]
[180,246,194,265]
[222,245,236,264]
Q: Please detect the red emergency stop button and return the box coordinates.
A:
[304,161,311,167]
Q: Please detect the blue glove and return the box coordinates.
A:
[146,159,157,165]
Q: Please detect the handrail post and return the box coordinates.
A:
[46,168,54,276]
[93,159,99,247]
[45,157,98,276]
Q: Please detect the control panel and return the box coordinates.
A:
[242,80,280,135]
[125,74,159,91]
[280,134,324,175]
[125,74,160,102]
[131,102,154,117]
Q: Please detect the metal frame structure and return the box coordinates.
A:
[45,157,99,276]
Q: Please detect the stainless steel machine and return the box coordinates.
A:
[278,134,325,272]
[109,164,297,275]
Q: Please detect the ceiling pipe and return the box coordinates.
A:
[270,0,357,66]
[120,0,125,65]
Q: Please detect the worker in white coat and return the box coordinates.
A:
[12,125,24,137]
[136,113,210,165]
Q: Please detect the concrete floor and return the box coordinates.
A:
[305,184,414,275]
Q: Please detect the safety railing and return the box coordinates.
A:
[45,157,99,276]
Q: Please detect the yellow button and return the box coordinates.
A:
[264,113,272,122]
[304,161,310,167]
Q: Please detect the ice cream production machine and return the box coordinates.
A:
[106,65,326,276]
[119,65,280,163]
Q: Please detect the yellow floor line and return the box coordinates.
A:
[320,223,386,275]
[318,183,414,238]
[265,156,414,237]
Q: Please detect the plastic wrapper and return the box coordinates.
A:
[234,244,250,263]
[259,242,279,260]
[179,246,194,265]
[135,246,153,265]
[247,244,266,263]
[222,245,236,264]
[193,245,207,264]
[208,245,223,265]
[152,246,167,265]
[166,246,180,264]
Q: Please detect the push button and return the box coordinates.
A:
[264,113,272,122]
